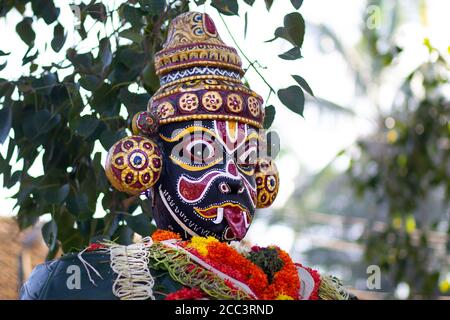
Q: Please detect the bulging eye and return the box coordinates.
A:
[236,145,257,171]
[185,139,216,163]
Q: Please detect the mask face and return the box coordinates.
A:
[153,120,258,241]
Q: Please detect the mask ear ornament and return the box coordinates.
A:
[255,157,279,208]
[105,135,163,195]
[131,111,159,137]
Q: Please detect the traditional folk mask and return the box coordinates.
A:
[104,12,279,241]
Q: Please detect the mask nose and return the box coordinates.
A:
[218,180,244,194]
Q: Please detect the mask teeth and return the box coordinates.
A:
[243,211,250,228]
[213,207,224,224]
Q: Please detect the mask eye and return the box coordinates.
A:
[236,144,257,173]
[184,138,217,164]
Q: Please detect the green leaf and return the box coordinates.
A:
[0,103,12,144]
[67,48,94,74]
[23,109,60,140]
[100,128,127,151]
[211,0,239,16]
[264,0,274,11]
[142,62,159,93]
[0,50,10,56]
[22,48,39,65]
[263,105,276,129]
[277,85,305,116]
[194,0,207,5]
[119,88,150,116]
[87,3,107,22]
[35,110,61,134]
[97,38,112,76]
[290,0,303,9]
[31,73,57,95]
[66,193,92,218]
[90,83,121,116]
[0,62,6,72]
[42,219,58,250]
[121,4,144,26]
[139,0,165,15]
[5,171,21,188]
[278,47,302,60]
[51,23,66,52]
[31,0,60,24]
[292,75,314,96]
[119,28,142,44]
[74,115,100,138]
[125,213,156,237]
[16,17,35,46]
[269,12,305,47]
[79,75,102,91]
[243,0,256,5]
[43,183,70,204]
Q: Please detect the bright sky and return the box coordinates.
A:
[0,0,449,250]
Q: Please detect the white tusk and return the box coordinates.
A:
[213,207,224,224]
[243,211,250,228]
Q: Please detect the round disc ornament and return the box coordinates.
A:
[255,158,279,208]
[105,135,163,195]
[132,111,159,136]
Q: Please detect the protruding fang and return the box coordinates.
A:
[243,211,250,228]
[213,208,224,224]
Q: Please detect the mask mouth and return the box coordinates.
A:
[194,202,251,240]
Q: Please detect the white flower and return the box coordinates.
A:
[229,240,252,256]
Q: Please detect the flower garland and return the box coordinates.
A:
[152,229,182,242]
[151,230,300,300]
[165,287,205,300]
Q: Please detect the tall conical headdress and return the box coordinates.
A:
[148,12,265,128]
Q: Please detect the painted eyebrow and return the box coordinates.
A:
[245,131,259,143]
[159,126,217,142]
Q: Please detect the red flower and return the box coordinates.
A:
[86,243,106,251]
[165,287,205,300]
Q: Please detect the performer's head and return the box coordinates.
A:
[105,12,279,241]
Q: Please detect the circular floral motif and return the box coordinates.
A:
[201,91,223,112]
[247,96,260,117]
[105,135,163,195]
[179,93,199,112]
[132,111,158,136]
[157,102,175,119]
[226,93,243,113]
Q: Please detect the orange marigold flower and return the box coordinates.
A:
[262,248,300,299]
[151,229,182,242]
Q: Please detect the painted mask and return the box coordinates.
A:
[104,12,279,241]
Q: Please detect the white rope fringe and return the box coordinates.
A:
[77,247,104,286]
[108,237,156,300]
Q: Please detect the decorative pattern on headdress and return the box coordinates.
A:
[149,12,265,129]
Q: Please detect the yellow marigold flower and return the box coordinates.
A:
[276,294,294,300]
[187,236,219,256]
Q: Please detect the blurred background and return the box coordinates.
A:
[0,0,449,299]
